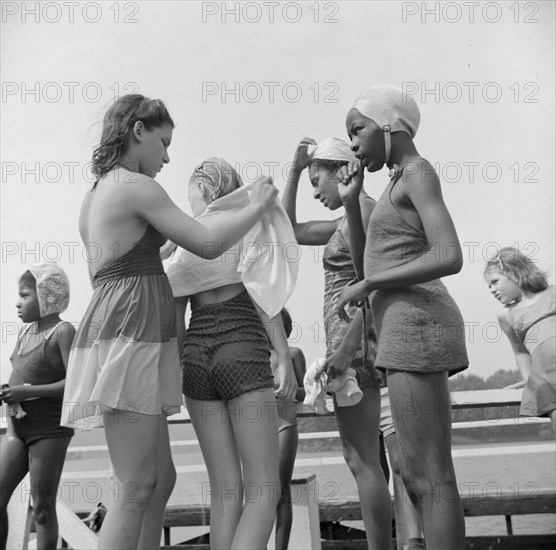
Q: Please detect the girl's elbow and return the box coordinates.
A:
[448,255,464,274]
[442,244,463,275]
[200,241,225,260]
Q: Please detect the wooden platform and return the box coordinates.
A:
[3,389,555,549]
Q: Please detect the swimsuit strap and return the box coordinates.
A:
[44,321,68,341]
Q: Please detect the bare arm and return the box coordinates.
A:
[251,300,297,401]
[174,296,189,356]
[338,166,376,280]
[290,347,307,401]
[336,161,463,317]
[134,175,276,259]
[316,309,365,379]
[337,162,369,280]
[282,138,339,246]
[497,310,532,381]
[370,161,463,286]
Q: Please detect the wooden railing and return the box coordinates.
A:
[3,389,555,549]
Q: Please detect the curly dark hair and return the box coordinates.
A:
[91,94,174,189]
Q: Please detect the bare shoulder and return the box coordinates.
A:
[403,157,440,188]
[123,173,171,213]
[359,194,377,221]
[290,347,306,364]
[45,321,76,364]
[496,307,512,328]
[51,321,76,347]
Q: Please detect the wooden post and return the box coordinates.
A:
[269,474,322,550]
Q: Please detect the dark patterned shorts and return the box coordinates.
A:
[182,291,274,401]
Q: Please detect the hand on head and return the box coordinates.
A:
[292,137,318,173]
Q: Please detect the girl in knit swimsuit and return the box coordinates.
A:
[485,247,555,432]
[1,263,75,550]
[166,158,297,550]
[334,86,468,550]
[60,95,278,549]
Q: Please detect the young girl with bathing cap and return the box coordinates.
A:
[485,247,555,432]
[1,263,75,550]
[166,157,298,549]
[282,136,394,549]
[60,95,278,549]
[334,85,468,550]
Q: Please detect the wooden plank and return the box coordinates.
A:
[318,537,556,550]
[56,500,98,549]
[320,490,556,522]
[159,487,556,529]
[464,535,556,549]
[0,389,532,434]
[164,505,210,528]
[461,489,556,517]
[160,537,556,550]
[5,473,33,550]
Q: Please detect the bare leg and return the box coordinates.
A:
[137,415,176,549]
[28,436,72,550]
[97,410,165,550]
[186,397,243,550]
[228,388,280,550]
[384,433,424,550]
[0,433,29,550]
[388,371,465,550]
[335,386,391,550]
[275,425,298,550]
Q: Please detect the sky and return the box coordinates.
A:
[1,0,555,383]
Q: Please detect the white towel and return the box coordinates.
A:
[166,183,299,317]
[303,358,330,415]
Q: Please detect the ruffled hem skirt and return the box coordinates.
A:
[61,272,182,430]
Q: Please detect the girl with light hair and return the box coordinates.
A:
[165,157,298,549]
[485,247,555,432]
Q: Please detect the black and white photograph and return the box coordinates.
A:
[1,1,555,549]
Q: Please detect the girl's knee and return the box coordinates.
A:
[117,474,158,508]
[342,447,380,479]
[32,498,57,526]
[154,465,177,499]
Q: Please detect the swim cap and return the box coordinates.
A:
[27,263,70,317]
[312,137,357,163]
[352,85,420,164]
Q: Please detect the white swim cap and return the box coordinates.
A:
[312,137,357,163]
[351,85,420,164]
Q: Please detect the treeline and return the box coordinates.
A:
[448,369,521,391]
